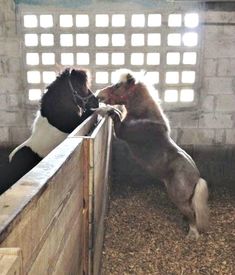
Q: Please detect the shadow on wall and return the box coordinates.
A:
[184,145,235,193]
[112,139,235,196]
[1,142,235,195]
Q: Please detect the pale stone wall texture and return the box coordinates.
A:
[164,9,235,146]
[0,0,31,146]
[0,0,235,147]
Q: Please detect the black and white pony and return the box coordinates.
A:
[0,68,98,195]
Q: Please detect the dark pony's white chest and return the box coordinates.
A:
[10,111,68,160]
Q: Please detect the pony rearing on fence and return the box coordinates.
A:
[0,68,98,195]
[97,69,209,239]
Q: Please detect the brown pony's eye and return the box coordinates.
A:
[114,83,121,89]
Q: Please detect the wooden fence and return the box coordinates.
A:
[0,114,112,275]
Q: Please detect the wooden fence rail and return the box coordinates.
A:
[0,114,112,275]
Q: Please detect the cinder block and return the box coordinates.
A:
[0,94,7,109]
[201,95,215,112]
[203,77,234,94]
[204,59,217,76]
[10,126,31,145]
[0,126,9,143]
[0,56,9,75]
[0,110,25,126]
[205,11,235,24]
[218,58,235,76]
[8,57,22,73]
[215,94,235,112]
[0,76,22,91]
[0,40,20,57]
[0,0,15,20]
[7,94,20,107]
[215,129,225,145]
[167,111,198,128]
[199,113,233,129]
[5,20,16,36]
[0,111,17,125]
[204,26,235,58]
[0,25,4,36]
[226,129,235,144]
[179,128,214,145]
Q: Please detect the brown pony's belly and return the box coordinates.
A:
[129,145,169,180]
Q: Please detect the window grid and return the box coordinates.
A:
[21,10,201,107]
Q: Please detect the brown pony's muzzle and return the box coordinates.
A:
[97,87,111,104]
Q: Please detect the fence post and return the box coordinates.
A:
[0,247,23,275]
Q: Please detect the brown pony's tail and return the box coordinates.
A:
[192,178,209,232]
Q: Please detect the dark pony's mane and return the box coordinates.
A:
[40,68,95,133]
[46,68,71,91]
[45,68,88,92]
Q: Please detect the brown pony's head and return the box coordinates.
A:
[97,70,136,105]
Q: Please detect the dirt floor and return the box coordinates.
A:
[102,141,235,275]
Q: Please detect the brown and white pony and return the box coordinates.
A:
[0,68,98,195]
[97,69,209,239]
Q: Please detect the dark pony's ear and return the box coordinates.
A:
[70,69,76,76]
[70,68,88,84]
[126,73,135,85]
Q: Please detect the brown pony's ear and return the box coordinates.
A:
[126,73,135,85]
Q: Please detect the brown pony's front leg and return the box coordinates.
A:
[107,108,123,137]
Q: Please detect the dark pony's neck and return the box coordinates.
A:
[40,69,90,133]
[126,83,170,132]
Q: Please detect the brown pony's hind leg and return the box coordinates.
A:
[164,179,199,240]
[177,202,199,240]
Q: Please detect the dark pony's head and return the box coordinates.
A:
[40,68,98,133]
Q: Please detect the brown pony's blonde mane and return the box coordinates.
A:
[123,73,171,133]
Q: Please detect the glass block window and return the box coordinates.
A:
[21,9,200,107]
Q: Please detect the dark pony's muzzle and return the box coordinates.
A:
[85,89,99,109]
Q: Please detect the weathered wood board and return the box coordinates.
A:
[0,248,22,275]
[89,117,113,275]
[0,137,86,274]
[0,114,112,275]
[69,113,98,137]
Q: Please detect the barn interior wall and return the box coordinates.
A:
[170,7,235,146]
[0,0,235,147]
[0,0,31,147]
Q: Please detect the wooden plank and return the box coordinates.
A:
[0,248,23,275]
[52,209,83,275]
[28,188,83,274]
[82,139,91,275]
[69,113,98,137]
[89,117,113,275]
[0,138,84,274]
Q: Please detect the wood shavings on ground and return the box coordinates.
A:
[102,142,235,275]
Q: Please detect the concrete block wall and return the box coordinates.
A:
[0,1,235,147]
[168,9,235,146]
[0,0,31,147]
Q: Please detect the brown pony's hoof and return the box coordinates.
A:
[107,108,122,122]
[94,106,121,118]
[186,225,200,240]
